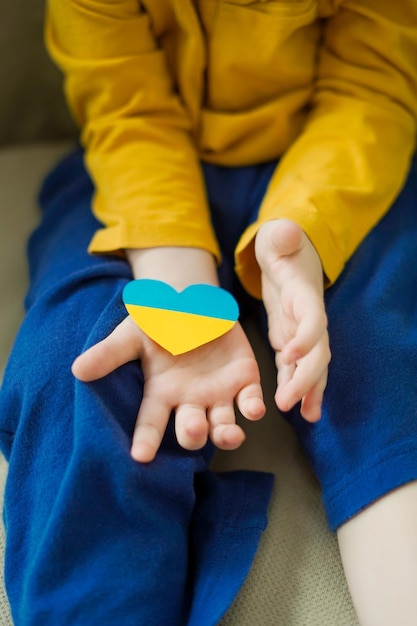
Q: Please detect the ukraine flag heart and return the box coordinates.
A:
[122,279,239,355]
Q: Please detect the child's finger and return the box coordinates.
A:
[208,403,247,450]
[211,423,246,450]
[72,316,142,381]
[276,351,296,389]
[235,382,266,422]
[131,394,171,463]
[275,338,330,413]
[175,403,209,450]
[282,296,328,364]
[300,370,328,422]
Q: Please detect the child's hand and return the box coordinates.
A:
[255,219,330,422]
[72,317,265,463]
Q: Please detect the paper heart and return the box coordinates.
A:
[122,279,239,355]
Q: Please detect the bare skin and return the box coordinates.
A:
[338,481,417,626]
[73,315,265,463]
[72,219,331,462]
[72,246,265,462]
[255,219,330,423]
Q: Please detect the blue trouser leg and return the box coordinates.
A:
[281,157,417,530]
[0,151,272,625]
[1,152,196,625]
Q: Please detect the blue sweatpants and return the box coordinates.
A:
[0,151,274,626]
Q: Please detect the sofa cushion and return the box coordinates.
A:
[0,2,77,146]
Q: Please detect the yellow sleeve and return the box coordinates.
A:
[235,0,417,298]
[45,0,220,260]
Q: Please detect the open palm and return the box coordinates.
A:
[72,317,265,462]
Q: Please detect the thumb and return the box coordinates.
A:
[72,316,143,381]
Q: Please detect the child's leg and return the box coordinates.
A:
[338,481,417,626]
[0,151,271,626]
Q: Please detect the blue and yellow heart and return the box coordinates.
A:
[122,279,240,355]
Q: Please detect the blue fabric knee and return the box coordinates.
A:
[0,150,273,625]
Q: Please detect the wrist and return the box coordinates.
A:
[125,247,219,291]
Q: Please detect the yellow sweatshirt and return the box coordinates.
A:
[46,0,417,298]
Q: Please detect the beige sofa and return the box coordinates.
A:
[0,2,359,624]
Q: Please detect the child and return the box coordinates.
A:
[1,0,416,624]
